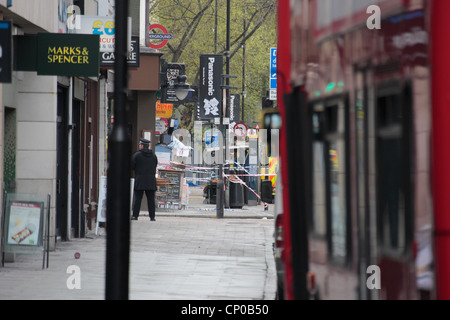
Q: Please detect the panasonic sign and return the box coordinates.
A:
[199,54,223,120]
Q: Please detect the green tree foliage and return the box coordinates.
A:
[150,0,277,129]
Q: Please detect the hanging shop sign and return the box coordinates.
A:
[75,15,132,52]
[228,94,241,128]
[100,36,140,67]
[74,15,137,67]
[14,32,101,77]
[0,21,12,83]
[14,33,100,76]
[156,100,173,118]
[160,62,187,104]
[198,54,223,120]
[36,33,100,77]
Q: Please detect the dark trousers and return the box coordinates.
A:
[133,189,156,219]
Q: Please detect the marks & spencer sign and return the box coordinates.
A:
[37,33,99,77]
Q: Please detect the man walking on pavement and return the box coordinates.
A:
[132,138,158,221]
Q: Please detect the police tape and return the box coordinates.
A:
[223,174,276,177]
[158,159,217,171]
[155,161,272,206]
[185,177,213,182]
[157,160,277,177]
[224,174,269,206]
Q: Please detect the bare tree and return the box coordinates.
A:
[150,0,277,125]
[150,0,276,63]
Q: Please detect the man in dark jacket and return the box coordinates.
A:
[132,138,158,221]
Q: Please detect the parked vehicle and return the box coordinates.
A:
[273,171,285,300]
[273,0,444,300]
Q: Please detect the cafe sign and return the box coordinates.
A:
[100,36,139,68]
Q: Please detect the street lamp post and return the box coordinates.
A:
[216,0,232,219]
[242,4,248,123]
[106,0,131,300]
[216,117,224,218]
[241,1,268,123]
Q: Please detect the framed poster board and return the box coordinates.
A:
[158,169,185,202]
[2,193,46,255]
[96,177,135,235]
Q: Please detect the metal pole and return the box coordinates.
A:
[46,194,50,268]
[242,7,246,123]
[216,127,224,219]
[145,0,150,47]
[214,0,218,54]
[217,0,231,219]
[106,0,131,300]
[226,0,230,82]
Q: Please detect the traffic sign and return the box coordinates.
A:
[269,89,277,101]
[270,78,277,89]
[233,123,247,138]
[270,47,277,90]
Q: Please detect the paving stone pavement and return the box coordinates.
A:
[0,186,277,301]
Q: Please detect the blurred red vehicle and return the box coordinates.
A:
[274,0,450,300]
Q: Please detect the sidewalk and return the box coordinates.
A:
[0,185,277,300]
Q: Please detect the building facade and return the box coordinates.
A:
[0,0,160,256]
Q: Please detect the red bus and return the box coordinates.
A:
[273,0,450,300]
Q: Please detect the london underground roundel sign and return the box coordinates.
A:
[149,24,172,49]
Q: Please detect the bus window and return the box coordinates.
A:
[376,82,413,253]
[312,105,327,237]
[324,102,348,263]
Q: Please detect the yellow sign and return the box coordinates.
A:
[47,46,90,64]
[269,157,278,188]
[156,100,173,118]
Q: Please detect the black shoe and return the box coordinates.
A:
[131,216,138,220]
[150,218,156,221]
